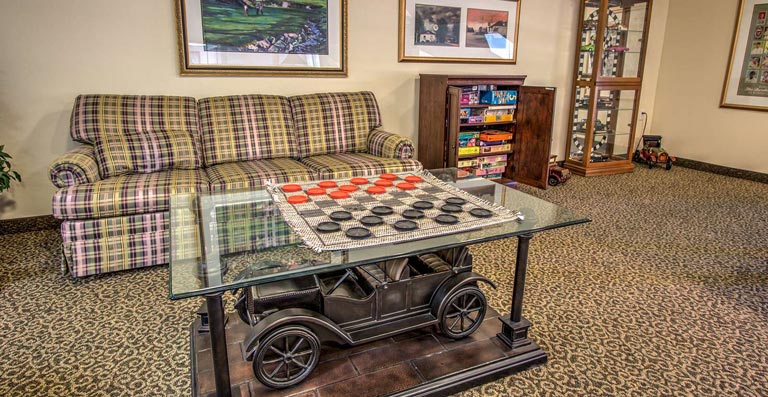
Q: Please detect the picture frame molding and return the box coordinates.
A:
[174,0,348,77]
[721,0,768,111]
[397,0,521,64]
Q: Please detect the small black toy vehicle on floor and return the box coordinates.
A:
[234,247,494,389]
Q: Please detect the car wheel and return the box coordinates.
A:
[666,159,672,171]
[647,159,654,169]
[548,176,559,187]
[440,286,487,340]
[253,326,321,389]
[632,151,641,163]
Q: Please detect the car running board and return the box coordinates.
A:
[347,313,437,345]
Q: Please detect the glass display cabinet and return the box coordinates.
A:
[565,0,652,176]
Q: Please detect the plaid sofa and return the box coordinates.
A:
[49,92,420,277]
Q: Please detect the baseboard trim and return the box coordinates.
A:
[0,215,60,235]
[675,158,768,184]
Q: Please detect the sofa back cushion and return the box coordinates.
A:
[198,95,298,166]
[290,91,382,158]
[93,130,201,178]
[70,95,199,144]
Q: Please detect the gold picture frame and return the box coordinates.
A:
[398,0,521,64]
[721,0,768,111]
[175,0,348,77]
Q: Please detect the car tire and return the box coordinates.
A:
[440,286,487,340]
[253,325,321,389]
[665,159,672,171]
[647,159,654,169]
[548,176,559,187]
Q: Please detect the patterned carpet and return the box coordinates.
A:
[1,166,766,397]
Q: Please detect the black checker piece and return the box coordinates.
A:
[316,222,341,233]
[329,211,353,222]
[435,214,459,225]
[402,209,425,219]
[445,197,467,206]
[412,201,434,210]
[346,227,372,240]
[371,206,394,216]
[440,204,463,213]
[470,208,493,218]
[393,220,418,231]
[360,216,384,227]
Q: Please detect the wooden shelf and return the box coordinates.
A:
[459,120,516,127]
[458,149,514,160]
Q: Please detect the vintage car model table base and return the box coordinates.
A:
[191,308,546,397]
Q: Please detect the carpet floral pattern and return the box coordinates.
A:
[0,166,766,396]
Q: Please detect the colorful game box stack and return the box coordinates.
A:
[479,130,513,156]
[457,132,480,157]
[459,85,518,125]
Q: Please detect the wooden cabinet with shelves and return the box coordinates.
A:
[418,75,556,189]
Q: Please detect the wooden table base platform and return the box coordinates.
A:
[191,308,547,397]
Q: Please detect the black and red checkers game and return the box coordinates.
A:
[267,172,522,251]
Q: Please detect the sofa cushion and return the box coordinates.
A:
[299,153,421,179]
[290,91,382,158]
[206,158,316,192]
[198,95,298,166]
[93,130,201,178]
[52,169,208,220]
[70,95,199,144]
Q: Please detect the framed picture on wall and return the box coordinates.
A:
[721,0,768,111]
[175,0,347,77]
[398,0,520,63]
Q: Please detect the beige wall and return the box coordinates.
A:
[0,0,669,219]
[652,0,768,173]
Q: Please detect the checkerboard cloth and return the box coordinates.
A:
[70,95,199,144]
[52,169,209,220]
[367,129,415,159]
[48,144,102,188]
[268,171,522,252]
[198,95,299,166]
[290,91,382,158]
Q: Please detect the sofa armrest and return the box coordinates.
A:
[49,145,101,188]
[367,129,415,160]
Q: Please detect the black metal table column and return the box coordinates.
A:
[206,293,232,397]
[497,233,535,349]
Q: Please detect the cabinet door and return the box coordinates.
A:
[446,86,463,168]
[514,86,556,189]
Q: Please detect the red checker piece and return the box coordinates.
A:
[375,179,393,187]
[396,182,415,191]
[404,175,423,183]
[379,173,397,181]
[350,178,369,185]
[367,186,386,194]
[307,187,326,196]
[287,195,309,204]
[339,184,359,192]
[282,184,302,193]
[329,190,350,199]
[318,181,338,188]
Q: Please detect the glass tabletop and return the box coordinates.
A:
[169,168,590,299]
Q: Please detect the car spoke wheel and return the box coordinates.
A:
[440,287,487,339]
[254,326,320,389]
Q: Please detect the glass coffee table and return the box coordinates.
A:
[169,169,589,397]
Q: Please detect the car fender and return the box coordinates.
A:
[431,272,497,319]
[243,308,351,361]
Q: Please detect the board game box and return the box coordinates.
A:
[266,171,522,252]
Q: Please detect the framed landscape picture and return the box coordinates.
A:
[721,0,768,111]
[398,0,520,63]
[175,0,347,77]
